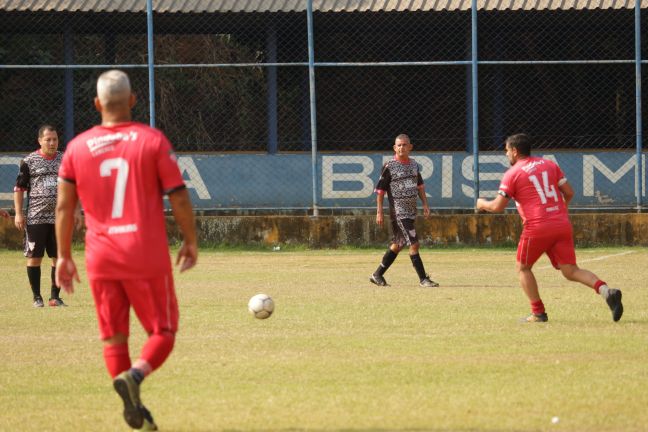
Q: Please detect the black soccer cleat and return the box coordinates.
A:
[113,371,144,429]
[33,297,44,308]
[48,297,68,307]
[369,273,389,287]
[520,312,548,323]
[606,288,623,322]
[419,276,440,288]
[138,405,158,431]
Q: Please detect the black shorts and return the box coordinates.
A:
[24,224,57,259]
[391,217,419,247]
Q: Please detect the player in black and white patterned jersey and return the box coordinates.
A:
[14,125,67,307]
[370,134,439,288]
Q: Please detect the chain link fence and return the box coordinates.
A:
[0,1,646,211]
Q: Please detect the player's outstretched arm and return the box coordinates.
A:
[55,180,80,293]
[476,194,509,213]
[168,188,198,273]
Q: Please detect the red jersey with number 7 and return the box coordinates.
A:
[58,122,186,280]
[498,156,571,235]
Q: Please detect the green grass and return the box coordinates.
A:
[1,247,647,431]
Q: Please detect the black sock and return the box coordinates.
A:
[129,368,145,385]
[50,267,60,300]
[27,266,41,300]
[375,249,398,276]
[410,253,427,281]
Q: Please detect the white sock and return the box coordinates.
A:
[599,284,610,299]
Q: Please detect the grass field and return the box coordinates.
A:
[0,246,646,432]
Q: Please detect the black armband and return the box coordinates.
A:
[164,184,187,195]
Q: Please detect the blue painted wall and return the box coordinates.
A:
[0,152,644,209]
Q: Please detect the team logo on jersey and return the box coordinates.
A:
[521,159,545,173]
[86,132,138,157]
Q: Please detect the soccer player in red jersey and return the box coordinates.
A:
[55,70,198,430]
[476,133,623,323]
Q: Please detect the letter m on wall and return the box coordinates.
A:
[582,155,635,197]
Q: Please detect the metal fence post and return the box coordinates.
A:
[307,0,319,216]
[64,20,74,144]
[146,0,156,128]
[471,0,480,205]
[266,22,279,154]
[635,0,643,212]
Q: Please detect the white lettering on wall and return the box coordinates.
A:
[177,156,211,200]
[441,155,453,198]
[461,155,509,198]
[582,155,635,197]
[322,156,374,199]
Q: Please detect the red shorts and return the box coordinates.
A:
[90,273,179,340]
[517,227,576,269]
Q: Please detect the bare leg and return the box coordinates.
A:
[559,264,598,289]
[517,262,540,302]
[27,257,43,267]
[559,263,623,322]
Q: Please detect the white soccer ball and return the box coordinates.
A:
[248,293,274,319]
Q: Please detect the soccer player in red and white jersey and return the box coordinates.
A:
[476,133,623,323]
[56,70,198,430]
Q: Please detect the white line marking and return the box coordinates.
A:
[538,251,635,270]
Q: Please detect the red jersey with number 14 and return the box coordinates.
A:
[59,122,185,280]
[498,156,571,235]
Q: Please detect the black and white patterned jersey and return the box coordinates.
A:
[375,158,424,220]
[14,150,62,225]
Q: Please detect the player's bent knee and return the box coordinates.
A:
[560,265,578,281]
[27,258,43,267]
[516,264,534,274]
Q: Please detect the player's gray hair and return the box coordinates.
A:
[395,134,410,144]
[96,70,131,105]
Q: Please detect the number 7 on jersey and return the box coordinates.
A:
[100,157,129,219]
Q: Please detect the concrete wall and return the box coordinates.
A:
[3,214,645,249]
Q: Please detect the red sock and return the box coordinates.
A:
[594,280,607,294]
[140,332,175,372]
[531,299,545,315]
[103,343,131,378]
